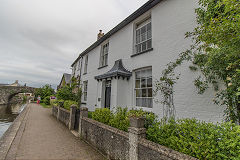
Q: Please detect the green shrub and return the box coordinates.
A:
[109,107,129,132]
[91,107,158,132]
[146,118,240,160]
[63,100,78,110]
[57,99,64,108]
[88,111,93,119]
[50,99,58,106]
[43,96,50,105]
[92,108,112,124]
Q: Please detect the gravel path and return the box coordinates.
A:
[7,103,104,160]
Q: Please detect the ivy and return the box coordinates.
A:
[155,0,240,123]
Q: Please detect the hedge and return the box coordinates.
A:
[90,107,240,159]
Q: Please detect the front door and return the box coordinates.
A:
[104,80,111,108]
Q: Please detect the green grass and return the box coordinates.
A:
[40,103,51,108]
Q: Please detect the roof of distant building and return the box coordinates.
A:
[63,73,71,84]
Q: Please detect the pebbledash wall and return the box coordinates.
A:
[52,105,197,160]
[71,0,224,123]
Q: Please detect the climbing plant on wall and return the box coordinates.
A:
[155,0,240,123]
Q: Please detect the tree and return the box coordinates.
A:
[186,0,240,123]
[34,84,54,100]
[155,0,240,123]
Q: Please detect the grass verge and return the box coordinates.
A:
[40,103,51,108]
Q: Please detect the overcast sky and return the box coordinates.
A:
[0,0,148,88]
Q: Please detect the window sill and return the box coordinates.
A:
[131,48,153,58]
[98,65,108,70]
[83,73,87,75]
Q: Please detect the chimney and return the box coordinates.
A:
[97,30,104,40]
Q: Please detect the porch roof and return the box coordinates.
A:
[95,59,132,80]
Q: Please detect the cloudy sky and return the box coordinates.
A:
[0,0,148,88]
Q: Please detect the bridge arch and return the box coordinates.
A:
[0,86,35,105]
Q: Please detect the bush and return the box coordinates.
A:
[92,108,112,124]
[109,107,129,132]
[88,111,93,119]
[63,100,78,110]
[91,107,158,132]
[50,99,58,106]
[57,99,64,108]
[146,118,240,160]
[43,96,50,105]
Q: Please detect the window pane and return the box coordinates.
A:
[136,89,142,97]
[141,78,146,88]
[136,44,141,53]
[142,41,147,51]
[136,29,140,36]
[147,23,151,31]
[147,39,152,49]
[135,79,140,88]
[147,30,151,39]
[136,71,141,79]
[147,77,152,87]
[136,98,142,106]
[136,34,140,44]
[142,98,147,107]
[147,88,152,97]
[141,32,146,42]
[142,89,147,97]
[141,25,146,34]
[147,98,153,108]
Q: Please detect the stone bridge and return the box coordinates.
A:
[0,86,35,105]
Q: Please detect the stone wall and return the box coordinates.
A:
[81,117,129,159]
[52,106,70,127]
[52,106,197,160]
[52,106,58,118]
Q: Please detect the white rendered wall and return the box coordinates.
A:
[78,0,224,123]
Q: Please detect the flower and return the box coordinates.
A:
[228,83,232,87]
[226,77,232,81]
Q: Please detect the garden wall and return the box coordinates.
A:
[81,117,129,159]
[52,106,70,127]
[52,106,197,160]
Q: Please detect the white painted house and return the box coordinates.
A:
[71,0,224,123]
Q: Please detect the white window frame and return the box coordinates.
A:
[134,67,152,108]
[99,42,109,67]
[135,18,152,54]
[83,81,88,101]
[84,55,88,74]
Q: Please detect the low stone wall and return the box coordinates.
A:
[52,106,70,127]
[52,106,197,160]
[52,106,58,117]
[81,117,129,159]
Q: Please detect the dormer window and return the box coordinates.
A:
[99,42,109,68]
[135,18,152,54]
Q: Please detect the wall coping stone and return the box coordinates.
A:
[139,138,198,160]
[82,117,129,139]
[80,107,88,111]
[59,107,70,113]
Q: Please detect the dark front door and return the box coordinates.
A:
[105,80,111,108]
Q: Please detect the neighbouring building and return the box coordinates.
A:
[57,73,72,90]
[70,0,224,123]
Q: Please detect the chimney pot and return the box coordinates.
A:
[97,30,104,40]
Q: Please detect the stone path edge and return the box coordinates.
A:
[0,103,30,160]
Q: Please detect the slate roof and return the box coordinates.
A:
[71,0,163,67]
[63,73,71,84]
[95,59,132,80]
